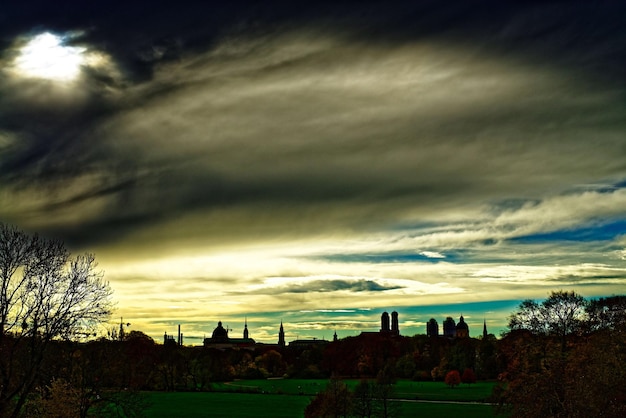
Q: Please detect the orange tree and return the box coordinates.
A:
[445,370,461,388]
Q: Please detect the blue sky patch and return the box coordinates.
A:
[511,219,626,243]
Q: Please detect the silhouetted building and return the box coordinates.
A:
[381,312,390,332]
[391,311,399,335]
[278,321,285,347]
[199,311,483,350]
[204,321,255,349]
[288,338,329,348]
[456,315,469,338]
[427,318,439,337]
[163,332,176,346]
[163,325,183,346]
[211,321,229,342]
[443,317,456,338]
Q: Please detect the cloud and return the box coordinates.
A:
[0,3,623,248]
[1,1,625,342]
[238,278,403,295]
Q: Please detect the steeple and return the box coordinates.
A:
[278,321,285,347]
[243,317,249,339]
[483,319,488,339]
[333,330,338,342]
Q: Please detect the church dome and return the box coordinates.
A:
[212,321,228,339]
[456,316,469,330]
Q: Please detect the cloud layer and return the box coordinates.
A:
[1,1,625,342]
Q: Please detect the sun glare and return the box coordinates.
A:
[14,32,86,82]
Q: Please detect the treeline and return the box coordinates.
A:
[5,292,625,417]
[1,328,496,392]
[1,329,495,417]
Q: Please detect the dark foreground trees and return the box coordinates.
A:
[304,370,400,418]
[496,291,626,418]
[507,290,587,352]
[0,223,113,418]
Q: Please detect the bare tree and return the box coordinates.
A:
[0,223,113,418]
[508,290,587,352]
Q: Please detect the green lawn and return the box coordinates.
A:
[214,378,496,401]
[399,400,499,418]
[142,379,502,418]
[143,391,499,418]
[394,380,495,402]
[143,392,311,418]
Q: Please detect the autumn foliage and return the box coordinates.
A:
[444,370,461,388]
[495,291,626,418]
[461,368,476,385]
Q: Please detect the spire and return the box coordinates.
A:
[483,319,488,339]
[333,330,338,342]
[278,320,285,347]
[243,317,249,339]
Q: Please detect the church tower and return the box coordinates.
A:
[427,318,439,337]
[243,317,249,339]
[278,321,285,347]
[380,312,390,332]
[391,311,399,335]
[443,317,456,338]
[483,319,488,339]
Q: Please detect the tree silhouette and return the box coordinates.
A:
[304,375,351,418]
[0,223,113,418]
[352,379,374,418]
[497,291,626,418]
[508,290,586,352]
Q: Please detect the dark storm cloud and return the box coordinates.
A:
[1,1,625,259]
[230,279,402,295]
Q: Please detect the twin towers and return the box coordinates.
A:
[380,311,400,335]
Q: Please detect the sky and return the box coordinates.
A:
[1,1,625,344]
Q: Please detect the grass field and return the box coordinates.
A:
[143,392,310,418]
[143,379,501,418]
[215,378,496,402]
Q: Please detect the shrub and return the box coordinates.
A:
[445,370,461,388]
[462,368,477,385]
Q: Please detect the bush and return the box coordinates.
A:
[462,368,476,385]
[445,370,461,388]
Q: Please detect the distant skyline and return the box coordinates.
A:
[163,300,520,345]
[1,1,625,344]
